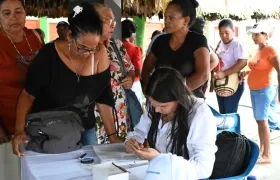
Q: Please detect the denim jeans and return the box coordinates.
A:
[250,85,280,130]
[216,81,244,114]
[81,128,97,145]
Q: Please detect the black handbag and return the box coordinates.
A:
[110,39,143,129]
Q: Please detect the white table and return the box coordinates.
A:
[21,146,99,180]
[21,144,148,180]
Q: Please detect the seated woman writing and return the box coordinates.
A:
[125,67,217,179]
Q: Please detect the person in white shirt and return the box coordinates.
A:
[125,67,217,179]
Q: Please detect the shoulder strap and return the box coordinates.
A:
[215,40,222,54]
[110,38,127,77]
[31,29,43,45]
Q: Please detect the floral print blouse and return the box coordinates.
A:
[95,39,134,144]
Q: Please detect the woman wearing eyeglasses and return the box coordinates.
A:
[93,3,135,144]
[12,3,122,156]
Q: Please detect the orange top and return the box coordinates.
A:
[0,28,43,135]
[247,46,278,90]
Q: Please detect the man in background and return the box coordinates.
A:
[56,21,69,41]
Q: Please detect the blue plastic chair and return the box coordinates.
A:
[210,139,260,180]
[208,105,241,134]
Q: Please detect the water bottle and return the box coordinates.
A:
[247,175,257,180]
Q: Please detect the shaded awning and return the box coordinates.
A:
[122,0,280,20]
[122,0,166,18]
[24,0,104,18]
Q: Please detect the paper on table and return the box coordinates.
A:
[113,160,149,169]
[93,143,144,163]
[78,163,95,175]
[127,165,148,180]
[93,143,149,180]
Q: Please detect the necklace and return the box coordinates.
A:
[5,30,33,61]
[68,44,85,82]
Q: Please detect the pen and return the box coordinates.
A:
[79,153,87,159]
[112,162,130,173]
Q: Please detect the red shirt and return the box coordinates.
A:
[0,28,43,135]
[122,40,143,81]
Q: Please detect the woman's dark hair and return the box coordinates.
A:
[68,3,102,39]
[0,0,24,7]
[121,19,137,39]
[218,18,234,30]
[167,0,199,27]
[151,30,161,39]
[146,67,195,159]
[189,17,205,34]
[35,28,45,39]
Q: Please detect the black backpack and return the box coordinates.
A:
[210,131,251,178]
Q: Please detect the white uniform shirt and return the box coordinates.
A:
[126,99,217,179]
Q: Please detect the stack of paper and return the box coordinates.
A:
[92,143,149,180]
[93,143,143,163]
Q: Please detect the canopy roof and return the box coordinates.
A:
[24,0,104,18]
[122,0,280,20]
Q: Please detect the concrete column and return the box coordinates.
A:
[39,17,48,42]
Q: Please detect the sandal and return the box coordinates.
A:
[257,157,272,164]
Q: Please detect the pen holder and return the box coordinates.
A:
[92,162,129,180]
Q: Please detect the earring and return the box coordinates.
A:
[68,43,71,51]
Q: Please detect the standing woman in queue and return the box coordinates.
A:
[213,19,247,114]
[121,19,144,104]
[247,23,280,164]
[141,0,210,99]
[0,0,43,180]
[12,3,122,157]
[94,3,136,144]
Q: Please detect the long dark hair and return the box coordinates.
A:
[145,67,195,159]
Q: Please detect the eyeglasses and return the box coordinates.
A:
[75,40,100,55]
[102,18,116,26]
